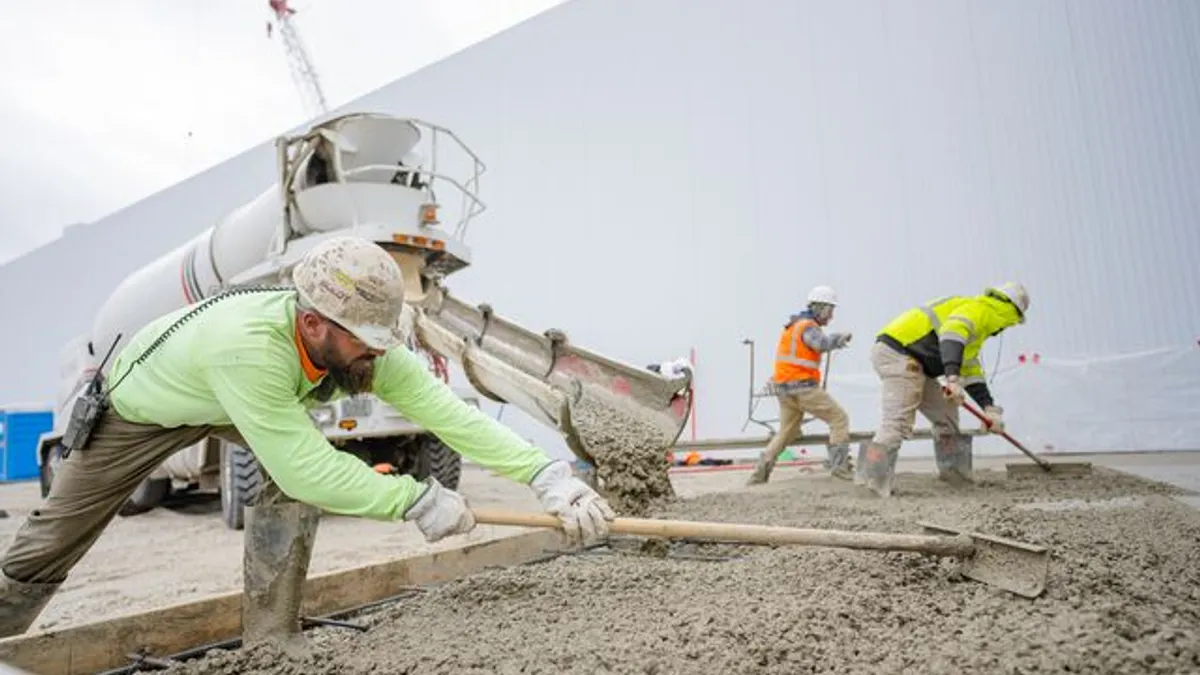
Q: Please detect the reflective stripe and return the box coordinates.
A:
[964,358,981,370]
[785,325,821,369]
[962,375,986,386]
[946,314,977,341]
[774,318,823,383]
[941,332,968,345]
[921,303,940,326]
[919,296,954,330]
[778,354,821,368]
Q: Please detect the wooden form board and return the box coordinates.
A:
[0,528,563,675]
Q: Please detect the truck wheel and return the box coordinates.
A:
[38,443,66,498]
[220,441,262,531]
[419,436,462,490]
[119,478,171,517]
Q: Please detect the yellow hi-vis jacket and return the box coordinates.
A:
[875,293,1023,406]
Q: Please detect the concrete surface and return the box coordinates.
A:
[161,453,1200,675]
[0,450,1196,634]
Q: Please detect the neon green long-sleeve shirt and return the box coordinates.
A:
[107,288,553,521]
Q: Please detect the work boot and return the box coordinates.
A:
[859,441,900,498]
[826,443,853,481]
[746,454,776,485]
[0,571,60,638]
[934,433,974,486]
[242,501,320,649]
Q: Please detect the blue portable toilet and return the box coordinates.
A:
[0,404,54,482]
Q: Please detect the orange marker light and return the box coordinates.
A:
[420,203,440,225]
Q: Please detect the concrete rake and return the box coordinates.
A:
[958,400,1093,478]
[473,508,1050,598]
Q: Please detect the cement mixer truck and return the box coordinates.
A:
[36,112,694,530]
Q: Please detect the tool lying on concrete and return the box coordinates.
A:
[472,508,1049,598]
[959,399,1093,478]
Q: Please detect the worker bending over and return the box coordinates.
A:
[0,236,614,637]
[748,285,853,485]
[857,282,1030,497]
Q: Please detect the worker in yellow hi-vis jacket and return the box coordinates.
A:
[0,236,615,638]
[857,282,1031,498]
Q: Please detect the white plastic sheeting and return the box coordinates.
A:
[761,344,1200,459]
[993,346,1200,454]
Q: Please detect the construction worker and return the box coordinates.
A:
[0,236,615,638]
[748,285,853,485]
[857,282,1030,497]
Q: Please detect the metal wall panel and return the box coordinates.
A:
[2,0,1197,455]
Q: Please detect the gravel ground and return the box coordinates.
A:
[161,463,1200,675]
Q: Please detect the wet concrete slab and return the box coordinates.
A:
[1069,451,1200,509]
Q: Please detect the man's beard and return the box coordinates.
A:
[329,355,376,395]
[311,340,376,400]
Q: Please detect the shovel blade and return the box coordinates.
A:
[919,521,1049,599]
[1005,461,1093,478]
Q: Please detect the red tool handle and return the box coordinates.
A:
[944,386,1052,471]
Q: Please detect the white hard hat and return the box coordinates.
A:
[807,285,838,306]
[292,236,407,350]
[987,281,1030,322]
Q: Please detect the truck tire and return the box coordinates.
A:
[119,477,171,517]
[220,441,262,531]
[417,436,462,490]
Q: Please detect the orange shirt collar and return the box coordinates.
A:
[294,321,327,383]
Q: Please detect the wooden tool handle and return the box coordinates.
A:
[957,399,1052,471]
[470,508,974,557]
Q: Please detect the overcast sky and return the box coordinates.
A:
[0,0,563,265]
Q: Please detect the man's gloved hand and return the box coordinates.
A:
[831,332,853,349]
[403,477,476,543]
[941,375,965,405]
[530,460,616,547]
[983,405,1005,434]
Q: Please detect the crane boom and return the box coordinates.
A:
[268,0,329,118]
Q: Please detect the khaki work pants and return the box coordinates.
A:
[869,341,960,448]
[759,386,850,466]
[2,407,282,585]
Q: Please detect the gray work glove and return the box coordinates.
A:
[940,375,965,405]
[403,477,476,543]
[530,460,616,547]
[830,332,853,349]
[983,405,1005,434]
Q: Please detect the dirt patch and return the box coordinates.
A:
[569,396,677,516]
[161,467,1200,674]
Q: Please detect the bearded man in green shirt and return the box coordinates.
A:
[0,235,615,637]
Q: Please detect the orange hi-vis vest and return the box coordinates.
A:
[773,318,822,385]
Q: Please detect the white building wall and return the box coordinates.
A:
[2,0,1198,459]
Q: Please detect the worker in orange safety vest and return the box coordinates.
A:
[747,285,853,485]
